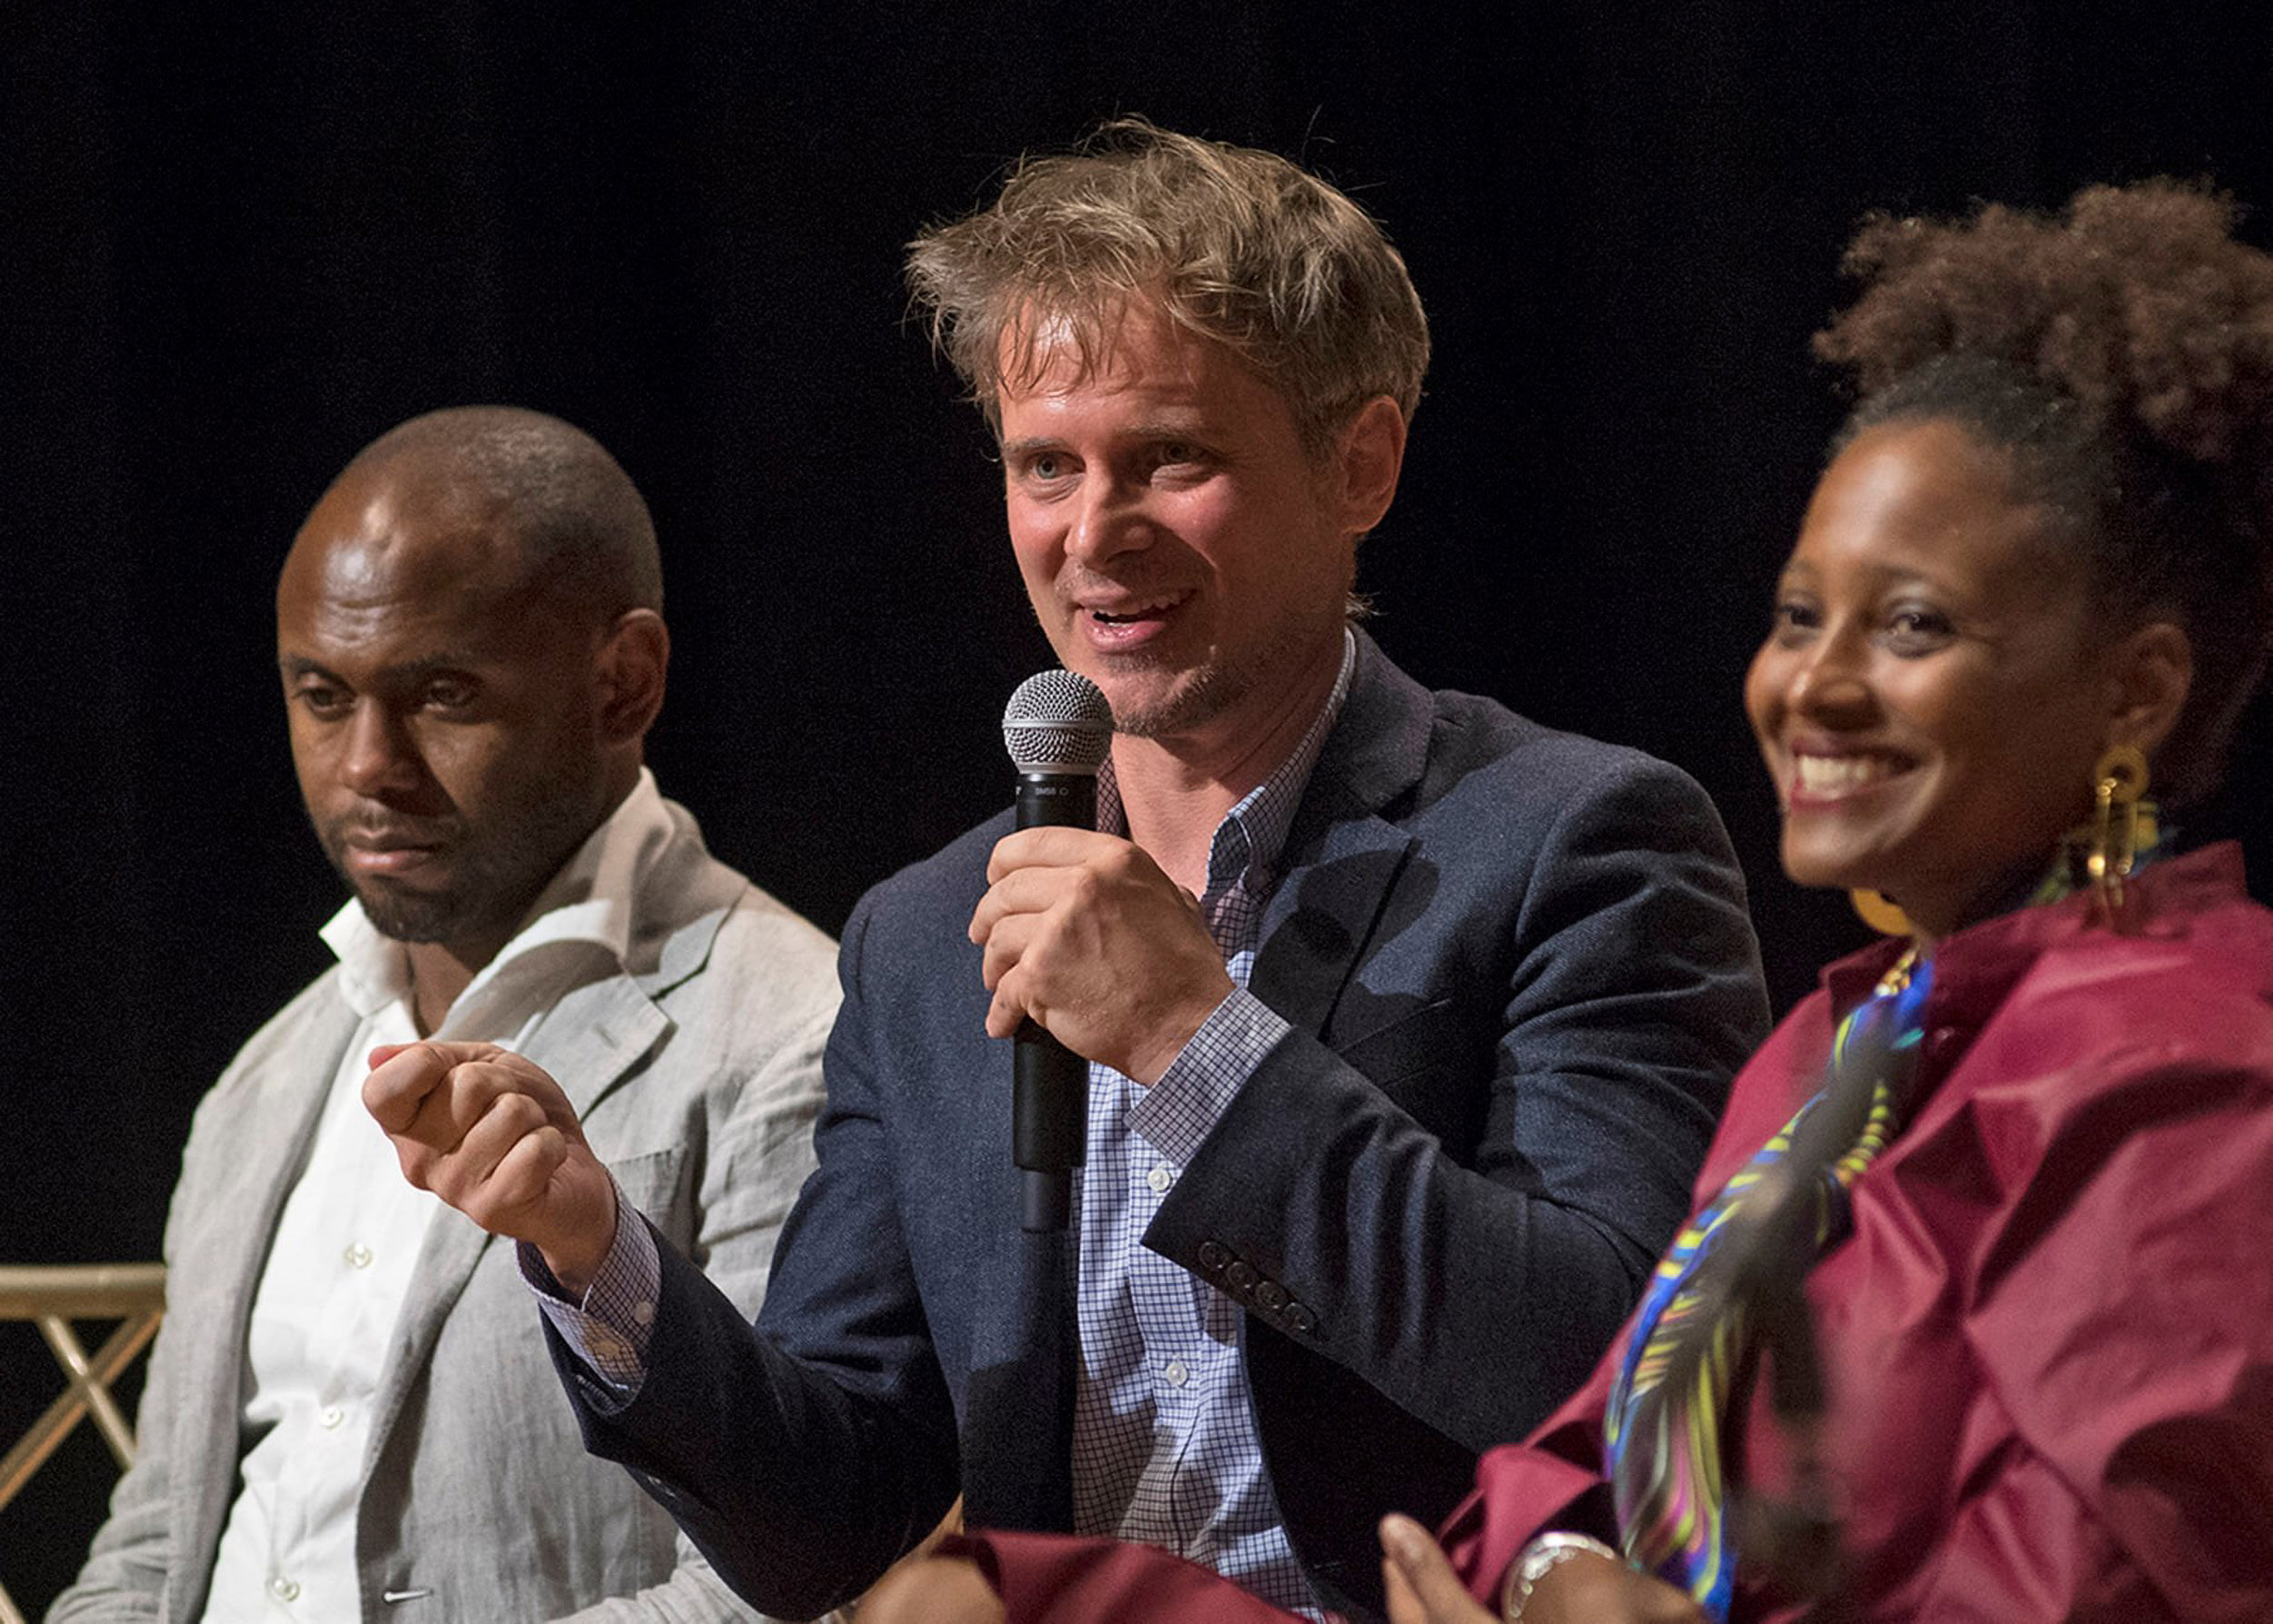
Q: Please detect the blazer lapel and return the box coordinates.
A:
[1250,631,1433,1038]
[170,994,357,1620]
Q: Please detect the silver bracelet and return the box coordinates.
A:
[1500,1531,1625,1622]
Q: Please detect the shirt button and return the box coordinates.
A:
[591,1333,627,1361]
[344,1242,374,1269]
[1163,1358,1190,1388]
[631,1300,656,1328]
[318,1406,345,1430]
[1147,1164,1176,1195]
[268,1576,301,1603]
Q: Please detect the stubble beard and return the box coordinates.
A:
[1102,599,1347,743]
[314,763,606,952]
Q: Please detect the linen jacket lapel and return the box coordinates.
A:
[359,837,741,1487]
[165,993,356,1622]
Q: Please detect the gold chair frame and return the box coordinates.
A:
[0,1264,166,1624]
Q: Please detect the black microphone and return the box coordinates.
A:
[1001,668,1114,1231]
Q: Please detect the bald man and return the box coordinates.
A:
[49,408,839,1624]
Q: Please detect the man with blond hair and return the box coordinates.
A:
[374,125,1768,1623]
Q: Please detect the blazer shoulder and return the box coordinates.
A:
[1415,687,1719,821]
[705,870,842,992]
[846,808,1014,938]
[199,967,355,1110]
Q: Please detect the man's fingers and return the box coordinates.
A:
[437,1087,553,1198]
[370,1038,507,1073]
[362,1040,520,1133]
[363,1043,455,1134]
[484,1123,571,1215]
[984,825,1122,884]
[978,914,1036,993]
[967,864,1079,943]
[985,977,1035,1041]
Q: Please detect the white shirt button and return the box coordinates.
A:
[591,1332,627,1361]
[631,1300,656,1328]
[318,1406,345,1430]
[1147,1164,1176,1195]
[268,1576,301,1603]
[1163,1358,1189,1388]
[343,1242,374,1269]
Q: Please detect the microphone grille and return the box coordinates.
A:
[1003,669,1114,773]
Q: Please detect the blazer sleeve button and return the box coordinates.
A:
[1285,1302,1317,1334]
[1257,1280,1289,1310]
[1226,1260,1257,1292]
[1197,1240,1232,1271]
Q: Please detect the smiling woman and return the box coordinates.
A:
[1743,415,2189,943]
[1423,178,2273,1624]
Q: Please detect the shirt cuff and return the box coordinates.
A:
[1130,987,1291,1166]
[519,1177,661,1397]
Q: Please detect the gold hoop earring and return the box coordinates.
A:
[1850,888,1913,937]
[2088,744,2149,923]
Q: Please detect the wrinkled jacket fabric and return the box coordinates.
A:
[1448,842,2273,1623]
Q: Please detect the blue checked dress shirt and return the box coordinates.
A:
[528,631,1357,1619]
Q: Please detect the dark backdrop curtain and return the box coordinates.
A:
[5,0,2270,1606]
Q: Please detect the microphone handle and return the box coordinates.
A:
[1012,770,1096,1230]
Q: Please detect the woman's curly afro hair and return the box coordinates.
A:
[1815,180,2273,804]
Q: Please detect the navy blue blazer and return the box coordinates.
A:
[552,634,1769,1623]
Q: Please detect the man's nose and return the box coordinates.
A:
[338,702,424,797]
[1063,473,1151,566]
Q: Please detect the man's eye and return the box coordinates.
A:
[1025,452,1069,481]
[422,682,477,711]
[294,686,349,717]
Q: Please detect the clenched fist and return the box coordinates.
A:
[363,1041,618,1292]
[969,827,1234,1086]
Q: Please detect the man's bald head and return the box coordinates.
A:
[328,406,662,627]
[277,406,671,971]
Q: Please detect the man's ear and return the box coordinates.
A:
[1333,396,1407,537]
[595,608,669,744]
[2105,619,2193,761]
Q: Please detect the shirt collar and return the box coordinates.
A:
[1096,627,1358,897]
[320,767,675,1023]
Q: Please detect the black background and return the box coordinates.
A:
[6,1,2272,1606]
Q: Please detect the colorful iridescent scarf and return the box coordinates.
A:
[1600,807,2168,1619]
[1602,951,1931,1620]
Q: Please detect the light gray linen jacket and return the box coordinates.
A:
[49,797,839,1623]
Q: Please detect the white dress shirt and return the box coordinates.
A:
[201,773,676,1621]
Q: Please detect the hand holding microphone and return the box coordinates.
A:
[973,671,1232,1228]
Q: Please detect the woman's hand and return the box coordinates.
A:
[1378,1516,1707,1624]
[1380,1516,1497,1624]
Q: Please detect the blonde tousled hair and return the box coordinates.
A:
[906,118,1430,454]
